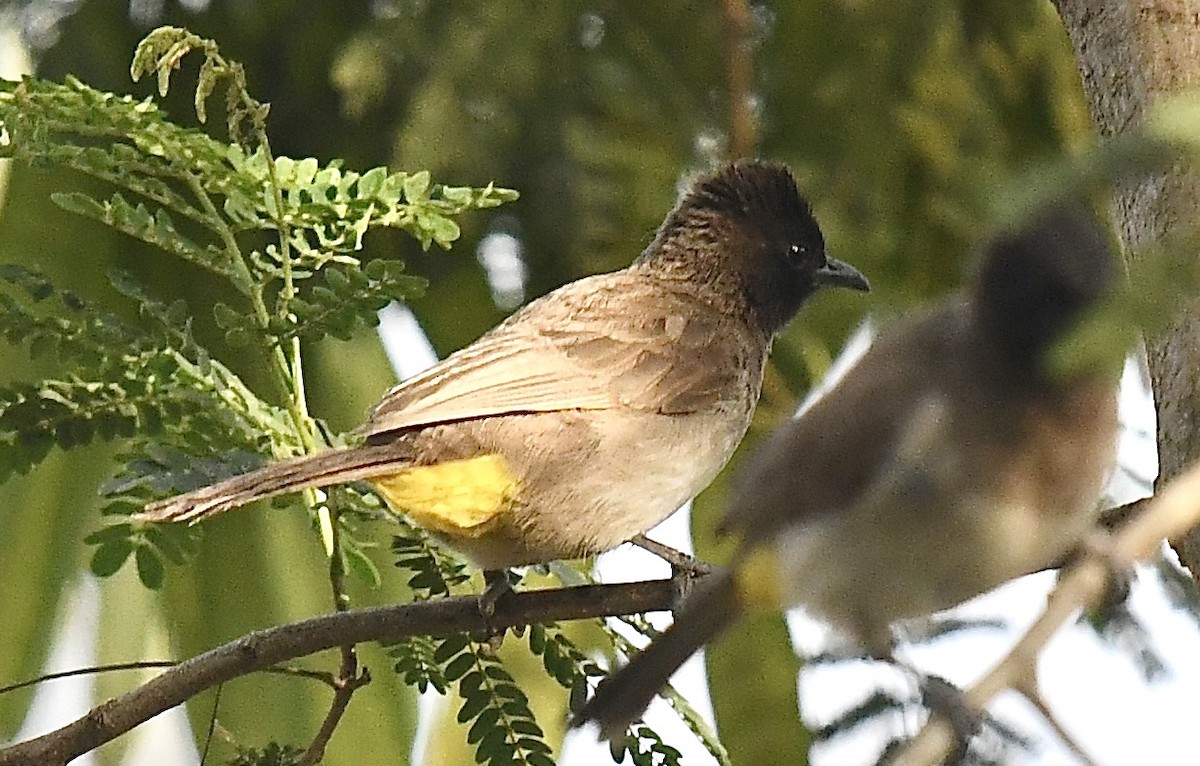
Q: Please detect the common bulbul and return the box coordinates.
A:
[137,161,870,576]
[572,205,1121,737]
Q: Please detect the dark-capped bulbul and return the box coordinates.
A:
[572,204,1121,737]
[137,161,869,581]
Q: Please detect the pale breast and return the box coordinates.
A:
[389,402,755,570]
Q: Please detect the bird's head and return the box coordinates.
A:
[974,204,1116,379]
[639,160,869,335]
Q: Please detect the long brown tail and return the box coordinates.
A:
[136,442,414,524]
[571,569,742,739]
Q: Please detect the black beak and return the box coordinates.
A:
[815,256,870,292]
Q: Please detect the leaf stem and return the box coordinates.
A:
[182,171,317,450]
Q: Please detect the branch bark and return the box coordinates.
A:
[1052,0,1200,573]
[722,0,757,158]
[0,578,683,766]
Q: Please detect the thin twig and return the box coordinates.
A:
[296,505,366,766]
[0,661,338,698]
[1011,675,1100,766]
[199,683,221,766]
[0,578,685,766]
[296,667,371,766]
[262,666,340,688]
[0,661,175,696]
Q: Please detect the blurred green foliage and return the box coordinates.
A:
[0,1,1094,764]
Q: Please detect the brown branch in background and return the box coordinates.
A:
[0,577,686,766]
[722,0,757,158]
[892,455,1200,766]
[1099,496,1149,532]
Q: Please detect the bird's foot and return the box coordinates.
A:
[877,648,1030,764]
[1078,529,1132,622]
[475,569,517,649]
[479,569,513,616]
[916,673,981,765]
[880,647,984,764]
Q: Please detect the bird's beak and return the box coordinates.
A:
[815,256,870,292]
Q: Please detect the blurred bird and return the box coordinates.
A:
[572,204,1121,737]
[137,161,869,594]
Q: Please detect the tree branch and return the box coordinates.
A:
[297,666,370,766]
[0,578,685,766]
[722,0,757,158]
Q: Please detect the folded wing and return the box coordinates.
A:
[366,273,762,437]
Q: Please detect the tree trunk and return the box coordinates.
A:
[1053,0,1200,573]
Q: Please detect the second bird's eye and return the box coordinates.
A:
[789,243,806,258]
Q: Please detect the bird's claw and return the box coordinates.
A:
[476,569,521,648]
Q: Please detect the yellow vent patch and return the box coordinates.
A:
[371,454,518,540]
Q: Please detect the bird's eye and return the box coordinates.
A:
[789,243,805,258]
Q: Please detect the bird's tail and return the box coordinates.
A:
[573,569,743,739]
[136,442,414,524]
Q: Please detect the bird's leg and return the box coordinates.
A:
[630,534,714,607]
[1091,566,1133,628]
[879,639,982,764]
[886,652,1033,764]
[630,534,713,577]
[912,673,980,765]
[479,569,512,618]
[473,569,516,650]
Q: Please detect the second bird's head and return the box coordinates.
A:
[639,160,870,335]
[974,204,1117,380]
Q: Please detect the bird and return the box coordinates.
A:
[572,203,1121,738]
[136,160,870,593]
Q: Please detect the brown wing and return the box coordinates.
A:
[365,272,763,437]
[721,301,968,546]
